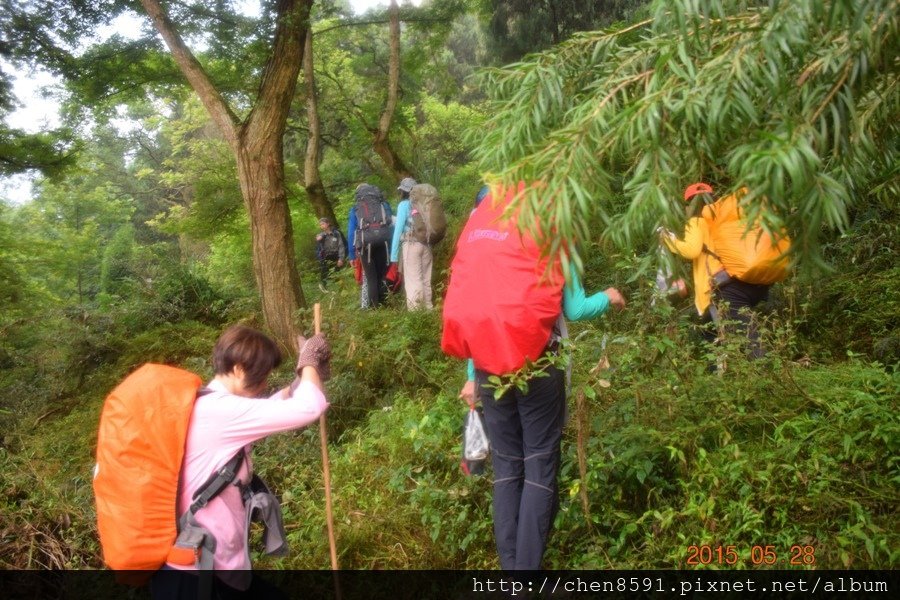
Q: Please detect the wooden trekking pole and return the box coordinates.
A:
[313,302,338,571]
[314,306,342,600]
[314,303,339,571]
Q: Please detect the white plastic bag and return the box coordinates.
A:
[463,408,490,461]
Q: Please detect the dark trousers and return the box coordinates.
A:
[703,278,771,358]
[151,568,288,600]
[475,364,566,570]
[360,242,389,308]
[319,258,340,287]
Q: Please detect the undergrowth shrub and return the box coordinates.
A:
[0,261,237,439]
[549,293,899,569]
[253,389,495,569]
[0,310,123,440]
[795,203,900,366]
[301,281,458,437]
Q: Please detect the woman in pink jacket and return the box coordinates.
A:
[152,325,330,600]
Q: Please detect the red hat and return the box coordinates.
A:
[683,182,714,201]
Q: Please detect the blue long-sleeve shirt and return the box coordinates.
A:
[465,270,611,381]
[347,201,393,260]
[562,270,610,320]
[389,199,411,262]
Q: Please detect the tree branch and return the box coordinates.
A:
[318,68,370,124]
[312,14,454,36]
[375,0,400,144]
[810,59,853,124]
[303,28,322,188]
[139,0,241,149]
[245,0,313,145]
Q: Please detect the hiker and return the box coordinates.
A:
[315,216,346,291]
[348,183,393,308]
[385,176,416,300]
[151,325,331,598]
[661,182,790,359]
[444,184,626,570]
[454,184,493,407]
[389,177,446,310]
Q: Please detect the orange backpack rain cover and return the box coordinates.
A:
[441,184,564,376]
[93,364,201,575]
[703,191,791,285]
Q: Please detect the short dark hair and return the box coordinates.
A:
[212,326,282,390]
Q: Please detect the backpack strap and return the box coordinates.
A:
[171,513,217,599]
[167,389,245,596]
[702,243,722,263]
[169,447,244,586]
[188,449,245,516]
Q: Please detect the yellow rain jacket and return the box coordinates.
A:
[664,217,723,316]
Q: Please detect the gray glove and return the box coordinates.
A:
[295,333,331,381]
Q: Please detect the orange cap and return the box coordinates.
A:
[683,182,713,201]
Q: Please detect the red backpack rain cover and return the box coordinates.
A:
[441,185,564,376]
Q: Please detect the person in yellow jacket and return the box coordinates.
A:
[660,183,722,317]
[661,183,771,359]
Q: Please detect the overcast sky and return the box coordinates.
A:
[1,0,420,203]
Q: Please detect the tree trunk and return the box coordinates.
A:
[546,0,561,45]
[372,137,412,179]
[236,137,304,349]
[372,0,413,181]
[303,28,338,226]
[140,0,312,349]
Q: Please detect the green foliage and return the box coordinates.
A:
[99,224,136,296]
[793,201,900,365]
[404,95,485,188]
[5,282,897,569]
[9,163,134,305]
[802,266,900,365]
[0,154,240,435]
[431,13,491,103]
[305,3,480,188]
[0,319,220,569]
[0,267,232,436]
[141,264,237,326]
[543,280,899,569]
[473,0,900,277]
[147,96,244,243]
[0,0,122,72]
[305,293,457,435]
[0,123,76,177]
[0,200,28,306]
[254,389,495,569]
[199,212,257,296]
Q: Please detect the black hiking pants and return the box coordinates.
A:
[475,364,565,570]
[318,257,340,287]
[151,568,287,600]
[360,242,389,308]
[703,278,771,359]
